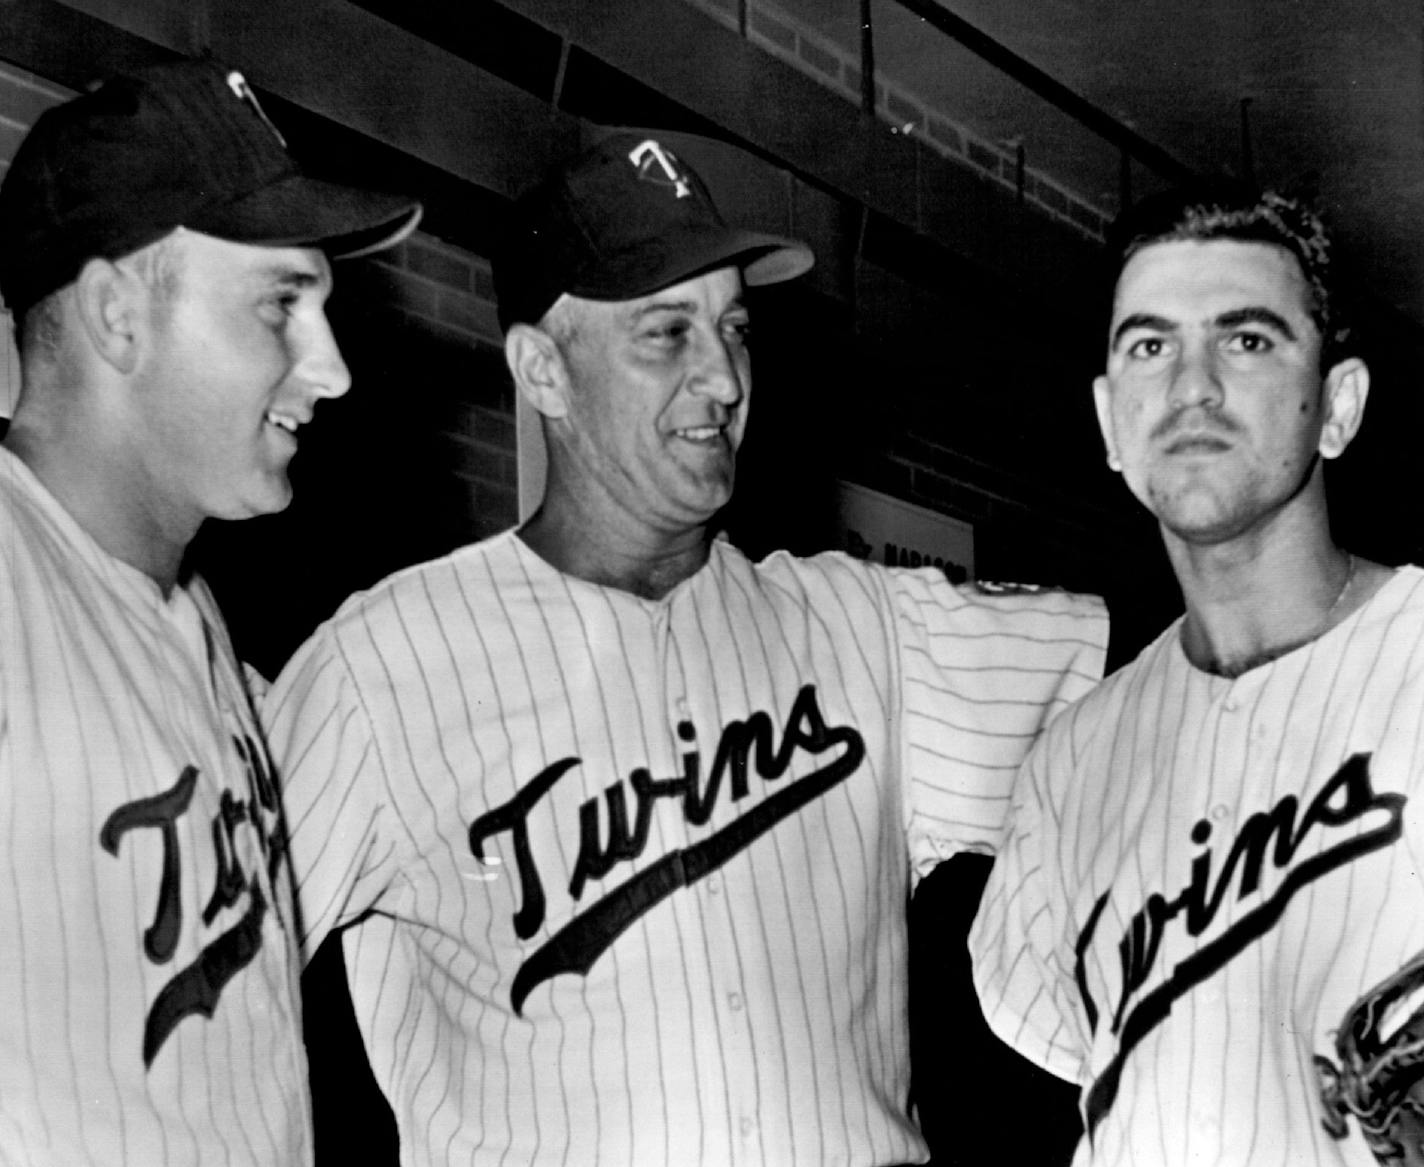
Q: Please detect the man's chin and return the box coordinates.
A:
[675,462,734,506]
[695,480,735,520]
[219,479,295,522]
[1158,507,1258,547]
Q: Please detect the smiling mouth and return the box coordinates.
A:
[673,425,726,444]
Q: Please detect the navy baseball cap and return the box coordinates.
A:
[494,130,814,331]
[0,56,422,315]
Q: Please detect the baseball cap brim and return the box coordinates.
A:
[566,222,813,303]
[186,172,422,258]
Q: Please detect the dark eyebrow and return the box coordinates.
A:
[1215,306,1297,340]
[1110,312,1176,350]
[255,264,326,292]
[1109,305,1300,351]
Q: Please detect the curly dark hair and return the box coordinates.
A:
[1106,181,1355,371]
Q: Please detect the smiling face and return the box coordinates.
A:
[126,229,351,532]
[1093,237,1363,547]
[549,265,752,537]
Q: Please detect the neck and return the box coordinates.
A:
[1167,507,1364,677]
[4,413,191,595]
[518,492,715,601]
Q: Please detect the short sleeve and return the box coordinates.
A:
[968,735,1088,1083]
[895,573,1107,875]
[263,627,404,960]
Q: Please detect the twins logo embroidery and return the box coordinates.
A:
[469,683,865,1013]
[628,138,693,198]
[1074,751,1404,1135]
[100,732,287,1066]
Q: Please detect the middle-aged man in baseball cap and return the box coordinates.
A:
[261,129,1106,1165]
[0,56,419,1165]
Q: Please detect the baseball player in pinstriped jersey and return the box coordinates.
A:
[0,59,418,1164]
[969,182,1424,1165]
[262,131,1106,1166]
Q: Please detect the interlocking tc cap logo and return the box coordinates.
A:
[628,139,692,198]
[226,70,287,147]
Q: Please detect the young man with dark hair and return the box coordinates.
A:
[971,183,1424,1166]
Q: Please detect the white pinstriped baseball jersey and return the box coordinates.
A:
[0,447,312,1164]
[264,527,1105,1167]
[971,565,1424,1167]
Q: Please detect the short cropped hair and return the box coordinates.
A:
[538,294,582,359]
[1106,182,1355,371]
[15,232,183,363]
[16,289,65,361]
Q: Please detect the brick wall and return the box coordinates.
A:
[682,0,1113,240]
[353,232,518,535]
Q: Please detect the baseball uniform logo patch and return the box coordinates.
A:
[469,683,865,1013]
[99,732,289,1067]
[1075,751,1403,1135]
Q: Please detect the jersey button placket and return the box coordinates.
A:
[660,603,742,1158]
[666,608,760,1164]
[710,948,758,1162]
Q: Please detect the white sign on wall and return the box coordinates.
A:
[1,309,16,419]
[832,481,975,583]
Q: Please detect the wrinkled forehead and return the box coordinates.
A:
[166,228,336,296]
[567,263,746,323]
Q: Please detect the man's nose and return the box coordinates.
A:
[299,313,353,401]
[689,333,746,406]
[1167,345,1223,410]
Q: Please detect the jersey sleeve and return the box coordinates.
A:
[968,729,1089,1083]
[262,624,405,961]
[894,574,1106,875]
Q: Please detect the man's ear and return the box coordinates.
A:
[1319,357,1370,460]
[73,257,144,375]
[504,323,570,421]
[1092,373,1123,471]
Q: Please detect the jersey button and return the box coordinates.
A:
[728,991,744,1011]
[705,876,721,895]
[739,1117,755,1137]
